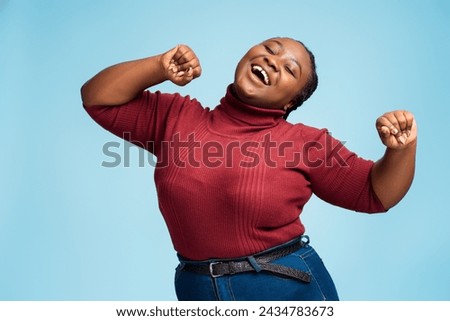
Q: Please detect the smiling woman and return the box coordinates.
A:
[234,38,313,111]
[80,36,416,301]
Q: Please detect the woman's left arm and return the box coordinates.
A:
[371,110,418,210]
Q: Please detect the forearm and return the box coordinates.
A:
[81,55,166,107]
[371,140,417,209]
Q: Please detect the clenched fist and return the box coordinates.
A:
[159,44,202,86]
[376,110,417,149]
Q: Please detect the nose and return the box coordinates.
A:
[264,56,278,72]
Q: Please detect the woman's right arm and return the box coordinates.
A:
[81,44,202,107]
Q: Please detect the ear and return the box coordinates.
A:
[283,101,295,111]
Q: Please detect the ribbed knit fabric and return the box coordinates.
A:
[84,85,386,260]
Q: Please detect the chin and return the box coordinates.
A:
[233,81,258,104]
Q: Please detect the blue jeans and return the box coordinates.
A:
[174,237,339,301]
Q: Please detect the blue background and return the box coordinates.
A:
[1,0,449,300]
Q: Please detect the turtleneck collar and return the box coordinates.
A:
[208,85,286,136]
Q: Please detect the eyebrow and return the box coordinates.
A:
[267,39,303,75]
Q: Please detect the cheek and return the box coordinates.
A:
[234,62,243,81]
[280,81,302,102]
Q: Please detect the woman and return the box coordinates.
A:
[81,37,417,300]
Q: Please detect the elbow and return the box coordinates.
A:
[377,191,409,211]
[80,83,93,108]
[80,79,102,108]
[371,184,413,212]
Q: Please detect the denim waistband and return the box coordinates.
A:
[177,235,310,264]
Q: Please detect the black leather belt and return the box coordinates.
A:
[180,239,311,283]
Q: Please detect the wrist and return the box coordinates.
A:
[142,54,168,85]
[387,137,417,152]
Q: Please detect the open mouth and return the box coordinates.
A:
[251,64,270,86]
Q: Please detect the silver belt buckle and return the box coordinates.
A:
[209,262,224,278]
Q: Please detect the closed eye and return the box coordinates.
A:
[264,45,275,55]
[285,66,296,77]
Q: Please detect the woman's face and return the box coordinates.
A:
[233,37,312,110]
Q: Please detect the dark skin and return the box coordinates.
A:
[233,38,311,110]
[81,37,417,210]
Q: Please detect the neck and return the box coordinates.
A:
[208,85,286,136]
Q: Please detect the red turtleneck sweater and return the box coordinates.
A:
[84,86,386,260]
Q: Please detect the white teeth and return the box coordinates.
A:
[252,65,270,85]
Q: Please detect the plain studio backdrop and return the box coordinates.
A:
[0,0,449,300]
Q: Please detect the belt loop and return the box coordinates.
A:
[247,256,262,272]
[301,235,310,246]
[177,262,186,273]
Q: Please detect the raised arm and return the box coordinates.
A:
[371,110,417,209]
[80,44,202,107]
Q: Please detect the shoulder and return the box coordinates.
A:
[146,90,205,109]
[279,120,329,141]
[146,90,211,118]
